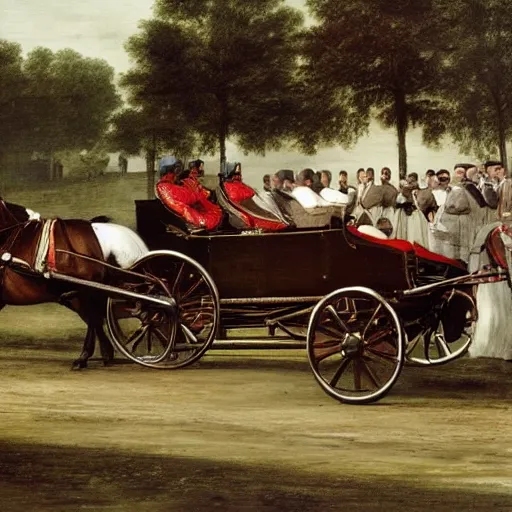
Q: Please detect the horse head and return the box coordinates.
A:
[0,200,30,230]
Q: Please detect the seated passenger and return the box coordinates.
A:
[182,159,213,200]
[222,162,255,203]
[218,162,288,231]
[292,169,332,209]
[318,170,351,205]
[254,172,293,225]
[155,157,223,231]
[270,170,338,229]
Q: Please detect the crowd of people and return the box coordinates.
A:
[260,162,511,265]
[154,155,512,265]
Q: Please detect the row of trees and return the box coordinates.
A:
[0,40,120,178]
[113,0,512,183]
[3,0,512,186]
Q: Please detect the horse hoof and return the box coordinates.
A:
[71,360,87,371]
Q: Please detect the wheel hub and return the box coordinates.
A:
[340,333,363,357]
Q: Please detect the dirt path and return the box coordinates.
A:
[1,338,512,511]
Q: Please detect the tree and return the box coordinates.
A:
[19,47,121,178]
[108,106,197,198]
[437,0,512,167]
[0,40,27,154]
[122,0,304,171]
[304,0,450,178]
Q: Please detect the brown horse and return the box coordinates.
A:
[0,200,146,368]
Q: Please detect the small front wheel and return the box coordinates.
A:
[307,287,404,404]
[106,250,220,369]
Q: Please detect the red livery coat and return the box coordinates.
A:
[156,175,222,230]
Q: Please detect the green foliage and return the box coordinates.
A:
[20,47,121,154]
[122,0,305,168]
[0,40,26,151]
[303,0,451,175]
[436,0,512,163]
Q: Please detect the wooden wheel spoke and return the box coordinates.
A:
[180,275,204,301]
[316,323,344,339]
[124,325,149,352]
[365,346,399,363]
[313,338,342,350]
[434,334,452,357]
[353,359,363,390]
[326,305,350,333]
[362,304,382,339]
[172,262,186,297]
[365,328,393,346]
[314,343,342,362]
[359,358,383,389]
[329,357,351,387]
[180,323,198,345]
[152,325,173,349]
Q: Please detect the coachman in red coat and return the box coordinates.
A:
[156,157,222,231]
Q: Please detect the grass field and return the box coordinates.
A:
[6,173,148,230]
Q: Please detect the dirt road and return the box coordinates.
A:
[1,323,512,512]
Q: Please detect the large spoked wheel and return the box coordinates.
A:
[307,287,404,405]
[106,251,220,369]
[406,289,475,366]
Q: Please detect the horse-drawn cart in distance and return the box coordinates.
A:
[99,197,507,405]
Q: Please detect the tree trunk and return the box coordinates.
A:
[218,96,229,175]
[497,107,508,171]
[394,89,408,179]
[146,147,156,200]
[49,153,55,181]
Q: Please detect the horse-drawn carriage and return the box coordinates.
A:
[100,196,506,405]
[0,194,507,404]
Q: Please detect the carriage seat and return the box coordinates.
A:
[347,225,466,270]
[271,189,338,229]
[217,181,289,232]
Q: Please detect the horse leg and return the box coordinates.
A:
[72,321,96,370]
[96,323,115,365]
[60,291,111,370]
[90,294,114,365]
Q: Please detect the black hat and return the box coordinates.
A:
[188,159,204,170]
[276,169,295,183]
[221,161,242,180]
[484,160,503,169]
[298,168,316,182]
[454,163,476,170]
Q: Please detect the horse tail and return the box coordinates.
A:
[90,215,112,223]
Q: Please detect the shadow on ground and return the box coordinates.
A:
[0,441,510,512]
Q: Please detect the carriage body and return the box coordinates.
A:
[131,198,477,402]
[135,199,466,299]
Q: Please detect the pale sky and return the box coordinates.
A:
[1,0,308,73]
[0,0,477,185]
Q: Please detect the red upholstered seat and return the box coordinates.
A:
[347,225,465,269]
[412,243,466,270]
[347,225,414,252]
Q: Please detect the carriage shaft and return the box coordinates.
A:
[47,270,176,311]
[402,270,507,296]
